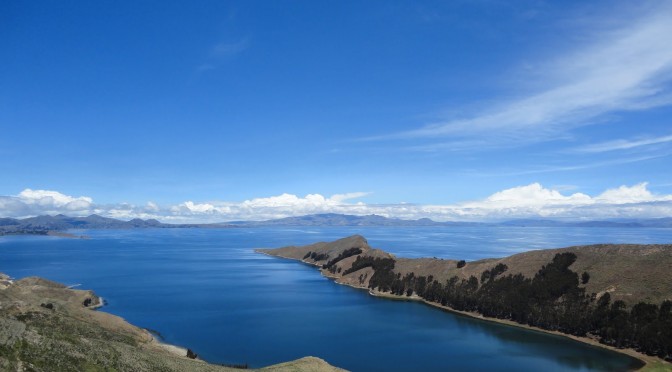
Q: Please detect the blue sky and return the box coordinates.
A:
[2,1,672,222]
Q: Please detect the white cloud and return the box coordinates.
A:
[18,189,93,208]
[481,183,591,207]
[368,3,672,148]
[427,182,672,220]
[596,182,672,203]
[182,201,218,213]
[146,201,159,212]
[2,184,672,222]
[165,193,372,221]
[2,189,95,216]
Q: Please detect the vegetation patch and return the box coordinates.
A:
[304,251,329,262]
[323,247,363,273]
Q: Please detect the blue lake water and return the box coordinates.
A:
[2,226,671,371]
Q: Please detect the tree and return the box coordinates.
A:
[581,271,590,284]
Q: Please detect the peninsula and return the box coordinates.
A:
[258,235,672,370]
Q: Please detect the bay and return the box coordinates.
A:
[2,226,670,371]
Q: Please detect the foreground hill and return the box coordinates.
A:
[259,235,672,366]
[0,273,343,372]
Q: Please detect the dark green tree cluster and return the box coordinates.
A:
[456,260,466,268]
[343,256,396,291]
[481,263,508,283]
[344,252,672,361]
[581,271,590,284]
[323,247,363,273]
[592,293,672,359]
[303,251,329,261]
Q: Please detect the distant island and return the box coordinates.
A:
[2,213,672,237]
[259,235,672,370]
[0,272,343,371]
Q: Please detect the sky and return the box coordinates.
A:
[1,0,672,222]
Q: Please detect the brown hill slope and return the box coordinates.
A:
[0,273,344,372]
[260,235,672,305]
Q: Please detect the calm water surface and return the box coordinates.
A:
[2,226,670,371]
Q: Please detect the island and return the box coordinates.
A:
[258,235,672,370]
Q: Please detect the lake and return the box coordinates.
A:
[2,226,670,371]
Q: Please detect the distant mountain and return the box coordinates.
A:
[639,217,672,228]
[4,214,165,231]
[0,218,20,227]
[0,214,229,236]
[234,214,672,228]
[228,213,477,227]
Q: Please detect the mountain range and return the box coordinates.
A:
[0,214,229,235]
[1,213,671,236]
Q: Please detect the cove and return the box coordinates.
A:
[1,227,662,371]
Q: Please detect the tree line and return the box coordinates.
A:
[345,252,671,361]
[304,247,366,274]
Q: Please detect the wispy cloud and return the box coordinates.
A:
[196,38,249,73]
[3,184,672,222]
[574,134,672,153]
[210,39,249,58]
[366,3,672,148]
[493,153,668,176]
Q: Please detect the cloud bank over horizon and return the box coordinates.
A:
[2,184,672,223]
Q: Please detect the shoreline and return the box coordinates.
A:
[47,230,89,239]
[89,296,195,361]
[257,249,667,371]
[86,295,193,360]
[90,295,106,310]
[144,330,192,359]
